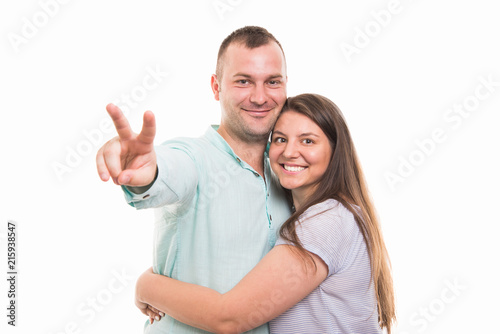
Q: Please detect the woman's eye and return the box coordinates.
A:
[303,139,313,144]
[274,137,286,143]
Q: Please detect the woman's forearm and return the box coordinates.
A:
[136,245,328,333]
[136,269,238,333]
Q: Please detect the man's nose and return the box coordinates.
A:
[250,84,267,106]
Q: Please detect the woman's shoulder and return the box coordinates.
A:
[297,199,359,237]
[301,199,355,221]
[293,199,365,275]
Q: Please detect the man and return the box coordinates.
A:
[96,26,291,333]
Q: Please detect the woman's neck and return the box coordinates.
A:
[291,191,307,212]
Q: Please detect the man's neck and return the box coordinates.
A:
[217,127,268,177]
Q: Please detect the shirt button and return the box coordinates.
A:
[236,158,241,163]
[254,172,259,177]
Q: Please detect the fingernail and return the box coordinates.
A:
[155,316,160,321]
[121,175,130,184]
[159,312,165,317]
[112,177,118,185]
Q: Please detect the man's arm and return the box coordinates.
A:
[96,104,198,208]
[136,245,328,333]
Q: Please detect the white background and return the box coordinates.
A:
[1,0,499,333]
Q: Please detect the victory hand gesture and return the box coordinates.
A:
[96,103,157,187]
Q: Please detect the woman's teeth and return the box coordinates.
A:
[283,165,305,172]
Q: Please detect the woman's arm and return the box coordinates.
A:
[136,244,328,333]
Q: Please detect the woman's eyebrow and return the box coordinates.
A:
[272,131,320,137]
[298,132,320,137]
[272,130,286,136]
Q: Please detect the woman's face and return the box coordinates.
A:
[269,110,332,202]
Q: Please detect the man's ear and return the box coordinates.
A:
[211,74,220,101]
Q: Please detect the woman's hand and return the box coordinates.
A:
[136,267,165,324]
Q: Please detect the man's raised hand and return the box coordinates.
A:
[96,103,157,187]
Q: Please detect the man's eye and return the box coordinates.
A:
[237,80,249,84]
[269,80,280,85]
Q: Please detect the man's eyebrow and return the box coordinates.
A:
[233,73,284,79]
[268,74,284,79]
[233,73,251,78]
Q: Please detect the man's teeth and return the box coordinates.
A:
[284,165,305,172]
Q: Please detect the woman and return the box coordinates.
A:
[135,93,396,333]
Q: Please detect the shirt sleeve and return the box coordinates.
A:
[122,144,198,209]
[275,202,362,277]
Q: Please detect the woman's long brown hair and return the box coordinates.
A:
[276,94,396,333]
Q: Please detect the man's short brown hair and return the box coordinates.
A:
[215,26,286,79]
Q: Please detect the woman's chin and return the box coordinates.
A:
[279,181,301,191]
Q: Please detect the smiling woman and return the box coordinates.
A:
[269,111,333,210]
[268,94,396,333]
[135,93,396,333]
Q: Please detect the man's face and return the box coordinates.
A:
[212,42,287,143]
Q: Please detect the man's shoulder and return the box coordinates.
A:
[159,133,213,153]
[156,131,233,169]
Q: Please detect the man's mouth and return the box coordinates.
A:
[242,105,274,114]
[243,108,271,115]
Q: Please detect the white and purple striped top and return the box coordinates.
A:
[270,199,381,334]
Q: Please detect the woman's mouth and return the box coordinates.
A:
[282,164,306,172]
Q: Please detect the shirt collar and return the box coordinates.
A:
[204,125,239,159]
[204,125,271,169]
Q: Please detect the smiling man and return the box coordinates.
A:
[96,26,292,333]
[212,33,288,177]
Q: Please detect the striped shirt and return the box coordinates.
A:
[270,199,381,334]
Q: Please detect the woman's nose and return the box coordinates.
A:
[282,142,299,159]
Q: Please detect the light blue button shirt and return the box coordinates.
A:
[123,126,292,334]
